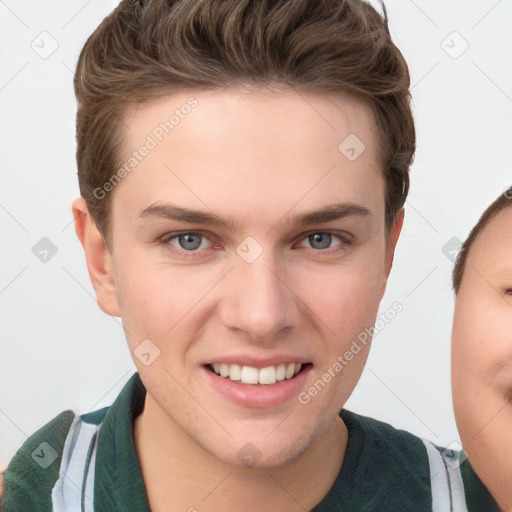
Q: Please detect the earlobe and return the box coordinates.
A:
[72,198,121,317]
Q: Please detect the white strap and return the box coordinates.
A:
[83,432,99,512]
[51,416,101,512]
[444,449,468,512]
[422,439,468,512]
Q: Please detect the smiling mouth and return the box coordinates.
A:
[206,363,311,385]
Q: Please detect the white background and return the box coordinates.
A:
[1,0,511,466]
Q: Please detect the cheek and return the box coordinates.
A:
[453,301,509,377]
[452,310,480,379]
[452,301,512,508]
[112,253,198,343]
[303,255,385,336]
[452,307,489,409]
[452,297,512,432]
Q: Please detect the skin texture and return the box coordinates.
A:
[452,207,512,512]
[73,87,403,512]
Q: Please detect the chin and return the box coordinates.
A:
[203,429,316,469]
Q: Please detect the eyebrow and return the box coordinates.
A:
[138,202,371,231]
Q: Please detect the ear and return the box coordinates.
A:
[380,208,405,298]
[72,198,121,317]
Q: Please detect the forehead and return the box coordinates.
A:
[467,207,512,272]
[122,87,380,155]
[114,87,385,224]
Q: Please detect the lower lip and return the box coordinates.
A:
[202,365,312,408]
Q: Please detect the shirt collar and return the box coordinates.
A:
[94,372,151,511]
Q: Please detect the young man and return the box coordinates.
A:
[0,0,495,510]
[452,187,512,512]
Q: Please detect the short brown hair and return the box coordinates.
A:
[453,187,512,293]
[74,0,415,248]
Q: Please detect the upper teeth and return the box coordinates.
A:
[211,363,302,385]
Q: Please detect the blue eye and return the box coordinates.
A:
[176,233,203,251]
[161,232,213,253]
[299,232,346,250]
[308,233,333,249]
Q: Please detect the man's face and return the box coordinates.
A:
[452,207,512,509]
[98,88,400,467]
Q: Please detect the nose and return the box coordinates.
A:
[219,253,301,344]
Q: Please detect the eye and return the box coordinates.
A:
[173,232,207,251]
[506,289,512,296]
[297,231,350,251]
[159,231,216,255]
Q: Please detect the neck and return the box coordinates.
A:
[134,394,348,512]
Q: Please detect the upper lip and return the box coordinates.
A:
[204,354,312,369]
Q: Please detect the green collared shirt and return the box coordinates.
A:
[1,372,500,511]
